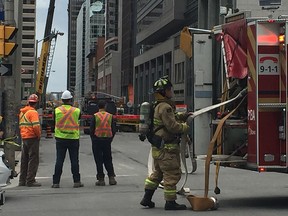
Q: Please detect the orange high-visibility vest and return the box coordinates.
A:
[94,111,113,138]
[19,109,41,139]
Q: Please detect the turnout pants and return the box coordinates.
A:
[144,146,181,201]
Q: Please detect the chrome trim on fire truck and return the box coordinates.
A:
[280,154,286,162]
[246,163,288,171]
[258,103,286,108]
[197,155,246,163]
[264,154,275,162]
[258,166,287,169]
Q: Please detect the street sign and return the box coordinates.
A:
[0,64,12,76]
[259,0,281,6]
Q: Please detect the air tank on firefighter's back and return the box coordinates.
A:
[139,102,151,141]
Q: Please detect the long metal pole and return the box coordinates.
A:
[33,39,38,93]
[188,27,213,33]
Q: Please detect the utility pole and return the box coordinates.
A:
[3,0,22,172]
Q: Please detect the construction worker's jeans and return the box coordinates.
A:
[91,139,115,180]
[19,138,40,185]
[144,146,181,201]
[53,138,81,184]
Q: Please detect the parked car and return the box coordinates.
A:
[0,150,13,205]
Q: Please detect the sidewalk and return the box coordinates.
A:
[5,132,54,189]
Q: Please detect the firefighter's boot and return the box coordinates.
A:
[140,189,155,208]
[164,200,187,210]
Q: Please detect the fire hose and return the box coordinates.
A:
[181,88,247,210]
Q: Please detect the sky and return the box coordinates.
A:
[36,0,68,93]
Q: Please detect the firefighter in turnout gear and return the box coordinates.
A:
[52,90,83,188]
[140,76,190,210]
[18,94,42,187]
[90,100,117,186]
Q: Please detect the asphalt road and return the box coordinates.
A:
[1,132,288,216]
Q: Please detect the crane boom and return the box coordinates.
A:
[35,0,55,95]
[43,0,55,41]
[35,40,51,94]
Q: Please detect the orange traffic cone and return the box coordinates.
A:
[46,125,53,138]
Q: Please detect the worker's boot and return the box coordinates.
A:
[73,182,84,188]
[109,176,117,185]
[164,200,187,210]
[140,189,155,208]
[95,178,105,186]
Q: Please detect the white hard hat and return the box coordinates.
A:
[61,90,73,99]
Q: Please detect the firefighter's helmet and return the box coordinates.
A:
[61,90,73,100]
[28,94,38,103]
[153,75,173,94]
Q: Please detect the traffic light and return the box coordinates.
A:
[0,25,18,57]
[180,26,192,58]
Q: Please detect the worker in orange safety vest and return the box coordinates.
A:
[90,99,117,186]
[18,94,41,187]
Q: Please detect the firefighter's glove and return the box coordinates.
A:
[176,112,193,122]
[187,112,194,118]
[182,123,190,134]
[186,114,194,125]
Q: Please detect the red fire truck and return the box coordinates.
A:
[206,13,288,173]
[176,11,288,210]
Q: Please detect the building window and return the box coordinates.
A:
[23,17,35,22]
[23,8,35,13]
[22,44,34,48]
[22,52,34,57]
[175,62,184,83]
[23,35,34,40]
[23,0,35,4]
[23,26,35,31]
[22,61,34,66]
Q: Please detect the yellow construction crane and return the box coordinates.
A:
[34,0,64,109]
